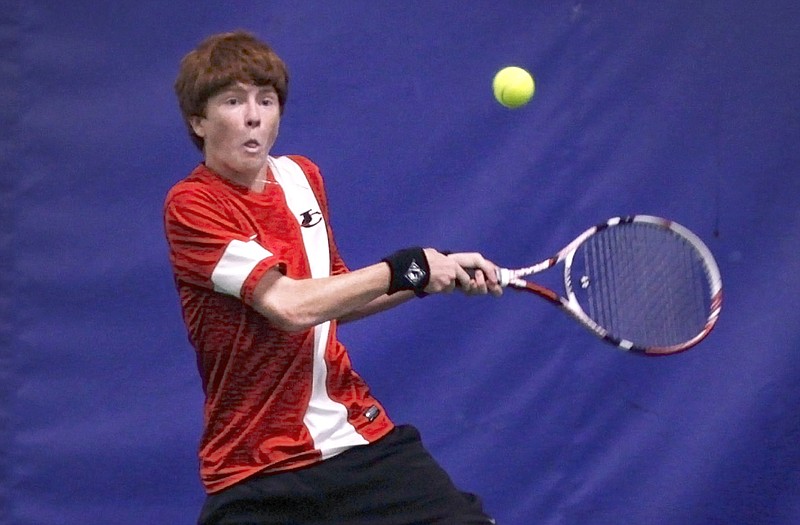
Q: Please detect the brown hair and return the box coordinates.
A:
[174,31,289,151]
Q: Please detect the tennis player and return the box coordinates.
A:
[165,31,501,524]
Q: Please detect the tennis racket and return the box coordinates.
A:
[496,215,722,356]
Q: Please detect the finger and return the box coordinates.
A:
[450,252,500,286]
[471,269,488,294]
[440,276,458,293]
[454,265,473,291]
[476,260,500,286]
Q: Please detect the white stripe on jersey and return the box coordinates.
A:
[211,238,273,298]
[269,156,368,457]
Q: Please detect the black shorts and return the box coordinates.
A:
[198,424,496,525]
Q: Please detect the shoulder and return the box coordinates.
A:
[272,155,323,183]
[164,166,230,216]
[283,154,321,175]
[271,155,329,199]
[164,164,225,205]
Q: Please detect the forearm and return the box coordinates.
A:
[333,250,504,324]
[249,248,502,332]
[250,262,393,331]
[337,291,415,324]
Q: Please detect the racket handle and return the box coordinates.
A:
[460,267,509,287]
[497,268,511,287]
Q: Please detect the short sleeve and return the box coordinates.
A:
[164,186,287,299]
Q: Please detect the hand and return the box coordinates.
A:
[421,249,503,297]
[446,252,504,297]
[421,248,470,294]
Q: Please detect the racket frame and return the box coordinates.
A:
[498,215,723,356]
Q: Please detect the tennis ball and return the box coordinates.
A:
[493,66,535,108]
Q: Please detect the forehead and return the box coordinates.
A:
[215,82,277,96]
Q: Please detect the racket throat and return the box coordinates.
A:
[514,280,562,305]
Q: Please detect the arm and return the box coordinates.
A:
[250,261,394,331]
[340,251,505,323]
[249,249,503,331]
[337,292,414,324]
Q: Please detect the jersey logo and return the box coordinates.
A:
[300,209,322,228]
[364,405,381,422]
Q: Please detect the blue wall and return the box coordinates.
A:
[5,1,800,523]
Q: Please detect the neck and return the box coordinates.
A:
[204,157,271,191]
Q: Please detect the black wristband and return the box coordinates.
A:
[382,247,431,297]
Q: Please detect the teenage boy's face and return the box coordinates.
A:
[191,82,280,181]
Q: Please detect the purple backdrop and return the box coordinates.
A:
[4,1,800,524]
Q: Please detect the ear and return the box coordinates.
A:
[189,115,206,138]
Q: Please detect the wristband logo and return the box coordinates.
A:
[404,260,427,287]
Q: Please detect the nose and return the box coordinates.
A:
[245,101,261,128]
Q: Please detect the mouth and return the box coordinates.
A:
[243,139,261,150]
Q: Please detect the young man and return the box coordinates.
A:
[165,31,502,524]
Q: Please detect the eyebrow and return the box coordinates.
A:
[217,85,277,98]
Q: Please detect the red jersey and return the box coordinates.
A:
[163,155,393,493]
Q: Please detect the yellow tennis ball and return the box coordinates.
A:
[493,66,535,108]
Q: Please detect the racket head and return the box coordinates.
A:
[563,215,722,355]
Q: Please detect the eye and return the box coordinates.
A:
[225,98,240,106]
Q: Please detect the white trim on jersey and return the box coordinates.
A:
[211,237,273,298]
[268,156,369,456]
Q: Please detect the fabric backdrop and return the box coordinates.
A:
[3,1,799,524]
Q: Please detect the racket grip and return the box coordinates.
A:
[463,268,510,287]
[460,267,509,288]
[496,268,511,287]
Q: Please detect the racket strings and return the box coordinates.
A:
[574,224,711,348]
